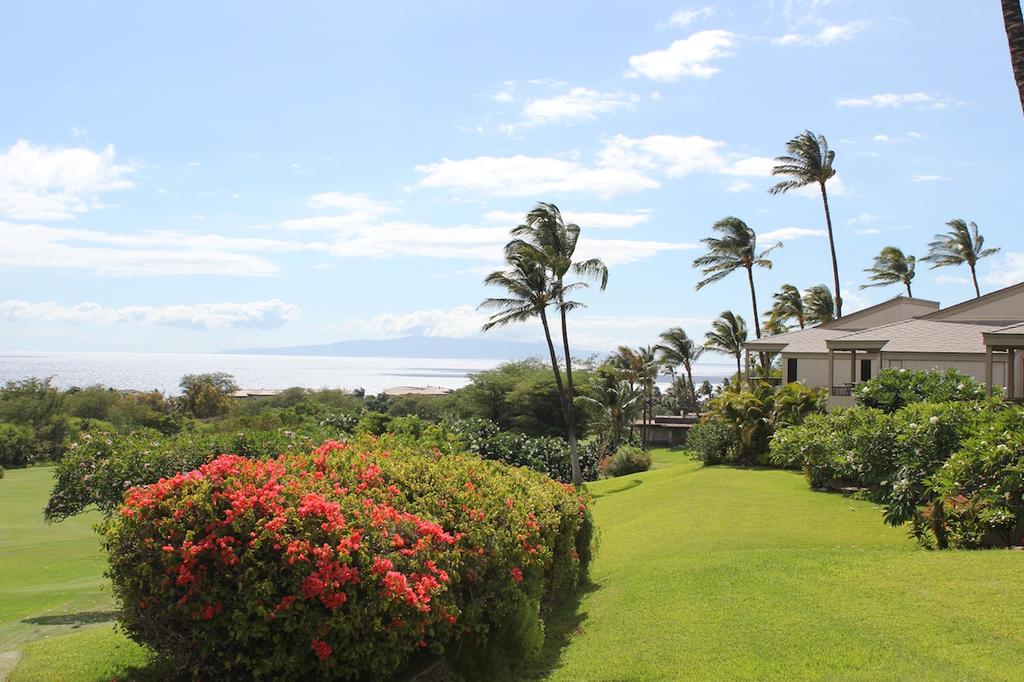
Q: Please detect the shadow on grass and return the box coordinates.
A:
[524,579,601,681]
[21,610,118,626]
[589,479,642,499]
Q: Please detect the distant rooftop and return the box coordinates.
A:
[382,385,453,397]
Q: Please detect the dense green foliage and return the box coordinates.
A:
[854,367,990,413]
[0,422,36,467]
[597,445,651,478]
[103,438,592,680]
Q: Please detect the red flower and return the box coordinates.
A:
[511,567,523,583]
[311,639,332,660]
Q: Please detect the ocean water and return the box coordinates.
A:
[0,351,733,396]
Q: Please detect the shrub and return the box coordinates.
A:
[854,368,990,413]
[103,438,592,680]
[0,422,37,467]
[704,391,771,465]
[771,382,826,429]
[598,445,652,478]
[925,406,1024,548]
[686,419,734,465]
[356,411,393,436]
[45,427,332,521]
[449,419,599,483]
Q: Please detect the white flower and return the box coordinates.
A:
[929,416,939,425]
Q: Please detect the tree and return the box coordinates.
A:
[803,285,836,325]
[762,314,790,336]
[769,131,843,317]
[655,327,704,413]
[1003,0,1024,116]
[704,311,748,380]
[861,246,917,297]
[578,366,642,455]
[179,373,237,419]
[609,345,658,444]
[693,216,780,339]
[921,219,1000,298]
[770,284,806,330]
[484,203,609,485]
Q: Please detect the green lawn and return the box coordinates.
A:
[4,453,1024,680]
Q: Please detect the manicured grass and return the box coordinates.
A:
[0,468,115,652]
[546,450,1024,681]
[6,453,1024,680]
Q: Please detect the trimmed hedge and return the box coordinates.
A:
[103,438,592,680]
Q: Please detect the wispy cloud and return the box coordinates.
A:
[0,298,300,330]
[0,139,135,220]
[658,7,715,29]
[512,86,639,129]
[482,209,651,229]
[773,20,866,46]
[837,92,951,109]
[626,30,736,81]
[984,252,1024,288]
[760,227,825,241]
[910,173,949,182]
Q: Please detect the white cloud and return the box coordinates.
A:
[759,227,825,241]
[910,174,948,182]
[847,212,879,225]
[493,80,517,102]
[0,139,135,220]
[773,21,866,46]
[650,91,664,101]
[483,209,651,229]
[518,87,639,127]
[726,180,753,192]
[368,304,486,338]
[873,134,891,143]
[415,154,660,199]
[599,133,726,177]
[626,30,736,81]
[855,228,881,235]
[873,131,926,144]
[0,299,299,330]
[0,221,320,276]
[307,192,396,214]
[934,274,970,285]
[720,155,777,177]
[984,252,1024,288]
[660,7,715,29]
[837,92,949,109]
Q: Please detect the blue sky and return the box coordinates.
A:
[1,0,1021,356]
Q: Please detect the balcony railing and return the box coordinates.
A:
[831,384,854,397]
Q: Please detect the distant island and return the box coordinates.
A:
[220,336,601,361]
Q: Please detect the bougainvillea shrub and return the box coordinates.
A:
[103,437,592,680]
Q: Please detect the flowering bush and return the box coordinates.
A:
[598,445,652,478]
[854,368,991,414]
[103,437,592,680]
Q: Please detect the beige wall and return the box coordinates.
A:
[926,287,1024,322]
[829,299,938,330]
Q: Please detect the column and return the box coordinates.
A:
[985,346,993,397]
[828,348,835,396]
[1009,348,1017,400]
[849,349,857,385]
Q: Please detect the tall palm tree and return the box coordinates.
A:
[1003,0,1024,116]
[655,327,704,412]
[577,366,642,455]
[769,131,843,317]
[610,345,658,445]
[704,311,748,380]
[692,217,780,339]
[770,284,806,330]
[504,202,609,485]
[921,219,1000,298]
[803,284,835,325]
[861,246,917,297]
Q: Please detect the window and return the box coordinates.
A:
[860,358,872,382]
[787,358,798,383]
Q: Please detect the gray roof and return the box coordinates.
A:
[828,319,1004,354]
[746,326,851,353]
[990,322,1024,335]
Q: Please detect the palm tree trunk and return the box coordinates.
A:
[735,353,741,382]
[819,181,843,318]
[1003,0,1024,116]
[685,365,695,414]
[906,281,913,297]
[970,264,981,298]
[557,298,583,486]
[746,266,761,339]
[539,309,577,483]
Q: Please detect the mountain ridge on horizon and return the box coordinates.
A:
[220,335,603,361]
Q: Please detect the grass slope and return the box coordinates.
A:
[5,452,1024,680]
[546,450,1024,681]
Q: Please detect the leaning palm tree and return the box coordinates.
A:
[656,327,704,412]
[769,131,843,317]
[861,246,917,297]
[704,311,748,381]
[803,284,836,325]
[921,219,1000,298]
[504,202,609,485]
[762,314,790,336]
[770,283,806,330]
[693,217,780,339]
[1003,0,1024,116]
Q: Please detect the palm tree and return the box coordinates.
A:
[692,217,780,339]
[762,314,790,336]
[1003,0,1024,116]
[770,284,806,330]
[769,131,843,317]
[655,327,704,412]
[609,345,658,445]
[504,202,609,485]
[704,311,748,381]
[921,219,1000,298]
[577,366,642,455]
[803,284,835,325]
[861,246,917,297]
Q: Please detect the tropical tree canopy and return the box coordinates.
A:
[769,130,843,318]
[770,284,806,330]
[921,219,999,297]
[704,310,748,377]
[803,284,836,326]
[861,246,917,297]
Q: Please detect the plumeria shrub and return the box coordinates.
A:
[854,368,991,413]
[103,437,592,680]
